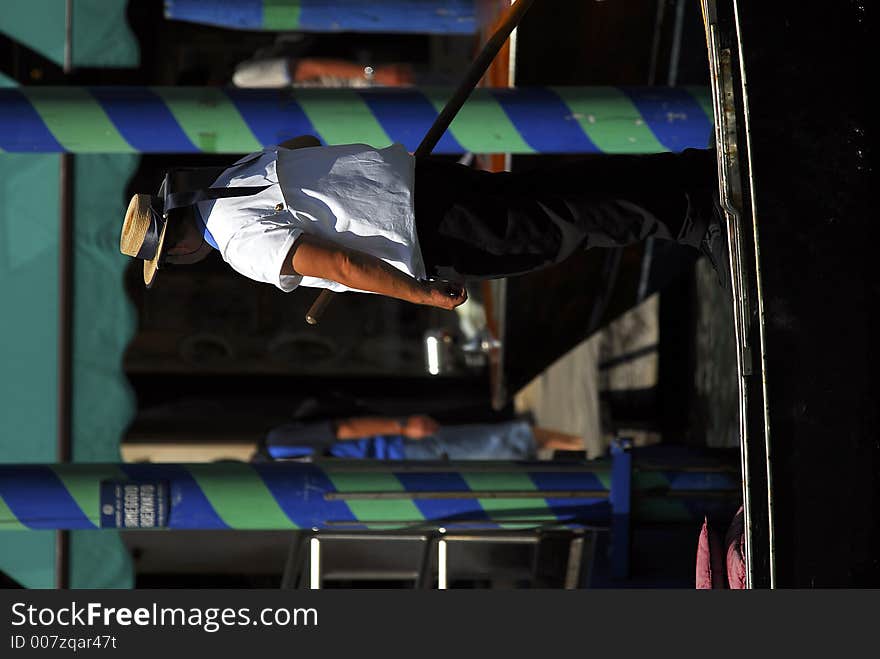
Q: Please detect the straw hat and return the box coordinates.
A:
[120,194,167,287]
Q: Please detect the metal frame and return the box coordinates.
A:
[281,527,598,590]
[701,0,775,588]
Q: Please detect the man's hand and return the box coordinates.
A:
[288,235,467,310]
[402,415,440,439]
[424,279,468,310]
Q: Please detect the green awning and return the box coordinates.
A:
[0,0,138,68]
[0,0,140,589]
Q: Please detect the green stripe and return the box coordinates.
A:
[0,494,27,530]
[632,471,693,522]
[154,87,262,153]
[553,86,667,154]
[426,88,534,154]
[326,471,424,526]
[463,472,555,528]
[685,85,714,126]
[188,463,298,529]
[52,465,127,527]
[295,89,392,147]
[25,88,134,153]
[263,0,302,30]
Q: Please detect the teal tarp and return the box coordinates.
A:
[69,154,140,589]
[0,0,139,68]
[0,154,139,589]
[0,154,61,589]
[1,1,140,588]
[0,36,53,591]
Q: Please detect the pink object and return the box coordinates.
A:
[725,506,747,589]
[696,517,727,589]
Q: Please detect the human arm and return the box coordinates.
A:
[335,416,440,440]
[292,58,414,86]
[284,235,467,310]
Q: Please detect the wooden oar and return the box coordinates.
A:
[306,0,536,326]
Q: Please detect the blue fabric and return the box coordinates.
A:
[329,436,407,460]
[403,421,536,460]
[267,435,407,460]
[193,205,219,249]
[266,420,535,461]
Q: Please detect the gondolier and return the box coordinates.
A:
[119,137,727,308]
[119,0,726,308]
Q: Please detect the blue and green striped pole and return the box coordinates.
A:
[165,0,478,34]
[0,86,713,154]
[0,459,739,531]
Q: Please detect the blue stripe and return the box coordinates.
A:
[610,443,632,578]
[0,466,93,529]
[659,471,740,491]
[492,87,599,153]
[541,498,610,525]
[299,0,476,34]
[0,89,64,152]
[257,463,361,529]
[91,87,198,152]
[528,471,610,524]
[360,89,463,154]
[267,445,315,459]
[623,87,713,152]
[395,472,490,525]
[122,464,229,530]
[229,89,319,147]
[165,0,262,29]
[528,470,607,493]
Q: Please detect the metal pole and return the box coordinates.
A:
[56,0,74,586]
[165,0,478,34]
[0,458,740,531]
[0,86,713,154]
[56,154,73,590]
[416,0,534,159]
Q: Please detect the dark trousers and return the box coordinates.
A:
[414,148,716,281]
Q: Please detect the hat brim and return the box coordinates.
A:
[143,219,168,288]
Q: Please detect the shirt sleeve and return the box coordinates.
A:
[222,211,305,292]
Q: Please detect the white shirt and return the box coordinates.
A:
[198,143,425,293]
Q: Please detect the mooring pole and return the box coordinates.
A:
[0,456,739,531]
[164,0,479,34]
[0,86,712,154]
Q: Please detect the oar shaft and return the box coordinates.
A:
[305,0,535,325]
[415,0,535,158]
